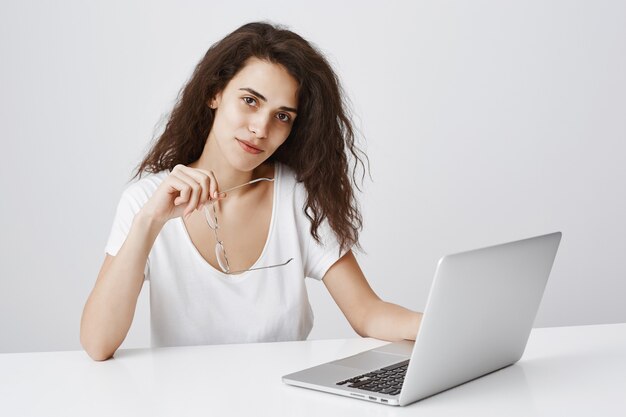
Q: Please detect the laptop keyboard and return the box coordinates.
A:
[335,359,409,396]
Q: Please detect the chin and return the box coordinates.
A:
[227,153,267,173]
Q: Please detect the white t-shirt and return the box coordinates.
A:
[105,163,348,347]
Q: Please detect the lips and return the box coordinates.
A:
[236,139,263,154]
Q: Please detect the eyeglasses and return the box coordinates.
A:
[204,177,293,275]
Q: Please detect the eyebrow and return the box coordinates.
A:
[239,87,298,114]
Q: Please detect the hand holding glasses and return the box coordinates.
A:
[204,177,293,275]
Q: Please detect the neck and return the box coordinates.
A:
[188,133,272,194]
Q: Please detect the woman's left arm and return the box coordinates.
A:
[323,250,423,341]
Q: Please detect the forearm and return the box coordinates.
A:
[360,301,422,341]
[80,212,163,360]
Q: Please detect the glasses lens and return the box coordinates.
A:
[215,242,230,273]
[204,204,218,230]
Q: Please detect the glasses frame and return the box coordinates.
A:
[204,177,293,275]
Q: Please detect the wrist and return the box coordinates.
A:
[133,209,167,234]
[404,312,423,341]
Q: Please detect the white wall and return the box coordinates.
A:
[1,0,624,353]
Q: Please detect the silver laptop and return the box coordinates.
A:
[283,232,562,406]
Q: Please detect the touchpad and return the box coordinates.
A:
[331,351,406,371]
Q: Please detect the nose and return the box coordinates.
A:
[248,113,270,139]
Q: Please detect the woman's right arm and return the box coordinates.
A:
[80,165,220,361]
[80,213,165,361]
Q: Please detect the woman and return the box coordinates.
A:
[80,22,422,361]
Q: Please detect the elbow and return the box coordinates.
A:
[80,326,115,361]
[81,337,115,361]
[86,347,114,362]
[354,327,368,338]
[350,312,370,338]
[355,321,376,339]
[348,302,381,339]
[88,352,112,362]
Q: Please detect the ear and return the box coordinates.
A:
[208,91,223,109]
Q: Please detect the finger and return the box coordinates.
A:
[171,165,207,206]
[183,168,211,208]
[172,170,202,217]
[167,176,192,206]
[207,170,220,200]
[176,166,217,206]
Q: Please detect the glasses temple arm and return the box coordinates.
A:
[218,177,274,196]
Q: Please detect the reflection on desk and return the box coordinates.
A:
[1,324,625,417]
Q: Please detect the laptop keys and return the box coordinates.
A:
[335,360,409,396]
[347,379,371,388]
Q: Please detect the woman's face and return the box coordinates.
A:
[209,57,299,172]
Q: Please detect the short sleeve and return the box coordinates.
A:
[304,218,351,280]
[104,183,151,278]
[290,179,352,280]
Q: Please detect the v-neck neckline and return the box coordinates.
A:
[176,163,281,281]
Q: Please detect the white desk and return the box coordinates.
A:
[1,324,625,416]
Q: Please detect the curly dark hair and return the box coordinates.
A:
[134,21,368,253]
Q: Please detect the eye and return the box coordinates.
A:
[276,113,291,123]
[242,96,257,106]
